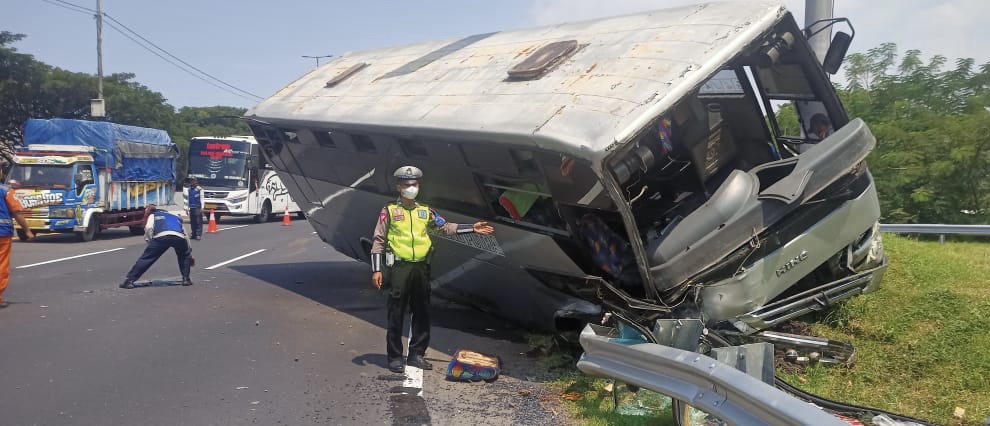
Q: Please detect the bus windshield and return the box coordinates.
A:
[188,139,251,189]
[7,164,74,189]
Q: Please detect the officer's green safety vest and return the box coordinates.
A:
[386,203,433,262]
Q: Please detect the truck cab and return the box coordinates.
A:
[8,145,99,240]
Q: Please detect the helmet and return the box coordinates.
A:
[393,166,423,182]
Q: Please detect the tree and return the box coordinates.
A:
[843,43,990,224]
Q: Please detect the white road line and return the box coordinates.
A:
[403,366,424,397]
[217,225,250,232]
[16,247,126,269]
[204,249,267,270]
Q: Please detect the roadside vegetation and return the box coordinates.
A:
[536,235,989,426]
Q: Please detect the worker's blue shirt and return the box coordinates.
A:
[0,184,13,238]
[187,186,202,210]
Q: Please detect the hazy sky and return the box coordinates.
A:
[3,0,988,109]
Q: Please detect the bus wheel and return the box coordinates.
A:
[255,200,272,223]
[75,215,99,242]
[129,225,145,236]
[16,229,29,242]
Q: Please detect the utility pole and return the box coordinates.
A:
[92,0,106,118]
[804,0,834,65]
[302,55,333,68]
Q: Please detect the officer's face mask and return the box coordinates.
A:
[399,183,419,200]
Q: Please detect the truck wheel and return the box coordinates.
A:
[75,215,99,242]
[255,201,272,223]
[129,225,145,236]
[16,229,29,242]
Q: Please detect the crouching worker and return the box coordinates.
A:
[120,205,195,289]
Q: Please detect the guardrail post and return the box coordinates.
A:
[940,234,945,245]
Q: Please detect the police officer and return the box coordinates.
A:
[370,166,494,373]
[186,177,204,240]
[120,205,195,289]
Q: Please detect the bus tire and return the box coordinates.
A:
[16,229,29,242]
[255,200,272,223]
[129,225,145,236]
[76,214,99,242]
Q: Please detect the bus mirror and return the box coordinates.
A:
[822,31,852,75]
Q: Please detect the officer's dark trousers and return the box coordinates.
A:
[385,260,431,362]
[126,235,192,281]
[189,208,202,238]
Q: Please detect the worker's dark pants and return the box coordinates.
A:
[189,208,202,238]
[385,261,431,362]
[126,235,192,281]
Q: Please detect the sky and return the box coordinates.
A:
[3,0,989,109]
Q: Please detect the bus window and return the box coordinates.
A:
[477,174,567,235]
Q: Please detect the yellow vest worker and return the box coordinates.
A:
[369,166,495,374]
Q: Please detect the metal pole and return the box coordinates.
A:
[804,0,834,64]
[302,55,333,68]
[96,0,104,100]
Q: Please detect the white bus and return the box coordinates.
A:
[183,136,301,222]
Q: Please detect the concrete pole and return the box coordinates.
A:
[804,0,834,65]
[96,0,104,100]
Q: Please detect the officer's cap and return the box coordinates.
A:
[393,166,423,182]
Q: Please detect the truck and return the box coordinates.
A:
[8,118,179,241]
[182,136,301,223]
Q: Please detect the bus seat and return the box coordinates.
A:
[647,169,759,264]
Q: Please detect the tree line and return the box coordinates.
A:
[0,31,248,184]
[3,30,990,223]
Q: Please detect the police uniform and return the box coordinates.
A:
[187,179,204,240]
[121,207,194,288]
[370,166,476,372]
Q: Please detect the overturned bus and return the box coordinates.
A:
[245,1,886,341]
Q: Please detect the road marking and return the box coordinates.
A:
[16,247,126,269]
[205,249,267,270]
[403,366,424,397]
[217,225,250,232]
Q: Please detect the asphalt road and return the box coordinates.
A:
[0,216,575,426]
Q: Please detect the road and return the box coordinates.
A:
[0,216,573,426]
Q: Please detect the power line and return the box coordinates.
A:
[101,20,259,102]
[100,14,263,100]
[40,0,263,102]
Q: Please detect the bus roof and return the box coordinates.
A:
[247,1,786,162]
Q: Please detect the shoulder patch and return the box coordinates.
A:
[430,208,447,227]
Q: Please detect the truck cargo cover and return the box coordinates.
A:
[23,119,178,181]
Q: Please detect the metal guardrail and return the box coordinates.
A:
[880,224,990,236]
[880,223,990,244]
[576,325,849,426]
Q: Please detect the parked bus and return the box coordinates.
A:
[243,1,886,350]
[183,136,301,222]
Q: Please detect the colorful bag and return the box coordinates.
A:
[445,350,500,381]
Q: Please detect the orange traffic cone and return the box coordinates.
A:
[207,209,219,234]
[282,204,291,226]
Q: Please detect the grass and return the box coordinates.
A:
[536,235,990,426]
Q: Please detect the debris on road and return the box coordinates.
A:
[445,349,500,381]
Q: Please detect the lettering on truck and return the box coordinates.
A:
[16,191,64,208]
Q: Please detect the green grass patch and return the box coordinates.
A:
[540,235,990,426]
